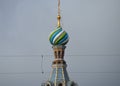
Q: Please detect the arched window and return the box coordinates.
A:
[55,51,57,58]
[58,51,60,58]
[47,84,50,86]
[45,81,52,86]
[71,82,75,86]
[58,83,62,86]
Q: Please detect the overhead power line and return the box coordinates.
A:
[0,54,120,57]
[0,72,120,75]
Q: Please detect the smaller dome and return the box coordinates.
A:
[49,27,69,45]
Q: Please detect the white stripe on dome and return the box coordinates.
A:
[53,30,65,43]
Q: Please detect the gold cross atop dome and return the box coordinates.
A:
[57,0,61,27]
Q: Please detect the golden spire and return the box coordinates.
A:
[57,0,61,27]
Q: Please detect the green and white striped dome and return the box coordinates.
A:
[49,27,69,45]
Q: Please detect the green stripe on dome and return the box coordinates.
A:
[49,28,61,41]
[55,31,66,44]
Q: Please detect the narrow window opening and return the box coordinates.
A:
[58,83,62,86]
[46,84,50,86]
[55,51,57,58]
[58,51,60,58]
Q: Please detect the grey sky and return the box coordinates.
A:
[0,0,120,86]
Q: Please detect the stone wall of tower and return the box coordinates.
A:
[52,45,66,66]
[53,45,66,60]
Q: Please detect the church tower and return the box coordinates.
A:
[42,0,77,86]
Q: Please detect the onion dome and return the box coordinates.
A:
[49,26,69,45]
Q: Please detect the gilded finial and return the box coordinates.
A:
[57,15,61,27]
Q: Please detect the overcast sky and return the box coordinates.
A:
[0,0,120,86]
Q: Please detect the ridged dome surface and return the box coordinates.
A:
[49,27,69,45]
